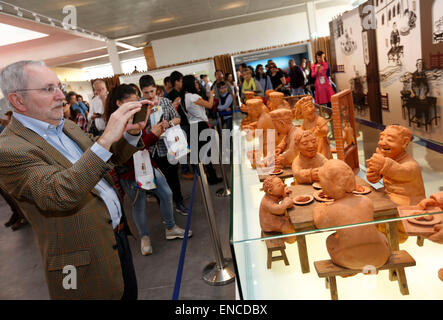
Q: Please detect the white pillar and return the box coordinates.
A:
[106,40,123,74]
[306,1,318,39]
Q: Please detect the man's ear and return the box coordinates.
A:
[7,93,26,112]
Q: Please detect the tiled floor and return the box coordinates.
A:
[0,166,235,300]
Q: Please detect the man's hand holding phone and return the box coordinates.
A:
[98,99,153,150]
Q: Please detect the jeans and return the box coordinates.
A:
[222,117,233,131]
[152,154,184,204]
[120,168,175,238]
[292,87,305,96]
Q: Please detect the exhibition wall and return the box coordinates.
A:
[331,0,443,143]
[152,4,352,67]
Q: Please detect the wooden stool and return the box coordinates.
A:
[314,250,416,300]
[262,231,289,269]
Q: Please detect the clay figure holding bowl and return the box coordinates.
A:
[260,176,297,244]
[366,125,426,243]
[313,159,391,270]
[292,130,327,185]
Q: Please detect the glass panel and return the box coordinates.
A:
[230,106,443,300]
[231,108,443,244]
[232,233,443,300]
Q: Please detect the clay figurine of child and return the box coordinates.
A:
[260,176,297,244]
[313,159,390,270]
[291,130,328,184]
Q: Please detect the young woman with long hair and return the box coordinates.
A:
[105,84,191,256]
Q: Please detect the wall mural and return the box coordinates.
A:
[433,0,443,44]
[378,1,418,85]
[340,30,357,55]
[400,59,441,131]
[349,71,368,115]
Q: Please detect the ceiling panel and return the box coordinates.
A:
[4,0,343,43]
[3,0,354,68]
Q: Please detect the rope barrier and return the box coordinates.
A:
[172,171,198,300]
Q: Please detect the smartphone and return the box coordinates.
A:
[133,98,149,123]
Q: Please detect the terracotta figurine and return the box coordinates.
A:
[343,120,356,148]
[274,124,302,170]
[291,130,328,184]
[260,176,297,244]
[269,109,294,148]
[314,159,391,269]
[266,89,276,99]
[243,99,276,168]
[267,91,290,111]
[366,125,426,243]
[295,96,332,159]
[241,98,268,130]
[418,192,443,281]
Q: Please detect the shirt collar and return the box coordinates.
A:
[13,112,65,137]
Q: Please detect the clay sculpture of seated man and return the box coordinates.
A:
[260,176,297,244]
[366,125,426,243]
[241,98,268,131]
[265,89,276,99]
[267,91,290,111]
[295,96,332,159]
[291,130,328,184]
[273,124,302,170]
[418,191,443,281]
[314,159,391,270]
[261,109,300,170]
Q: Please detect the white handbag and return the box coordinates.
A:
[163,124,190,162]
[133,150,156,190]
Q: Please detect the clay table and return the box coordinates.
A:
[286,175,400,276]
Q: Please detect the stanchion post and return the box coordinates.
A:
[197,163,235,286]
[215,114,231,197]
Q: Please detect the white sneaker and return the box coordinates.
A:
[141,236,153,256]
[165,225,193,240]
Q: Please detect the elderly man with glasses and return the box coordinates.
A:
[0,60,153,300]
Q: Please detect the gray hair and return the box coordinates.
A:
[92,79,106,90]
[0,60,45,108]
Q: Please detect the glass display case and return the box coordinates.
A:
[229,102,443,300]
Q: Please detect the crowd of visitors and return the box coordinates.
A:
[236,51,337,107]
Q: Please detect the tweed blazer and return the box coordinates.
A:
[0,117,143,300]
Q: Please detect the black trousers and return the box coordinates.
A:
[114,230,138,300]
[190,121,219,181]
[152,154,184,204]
[0,187,25,224]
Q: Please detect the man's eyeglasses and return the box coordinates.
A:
[15,84,63,95]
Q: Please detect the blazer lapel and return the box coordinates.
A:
[8,117,72,169]
[9,118,102,198]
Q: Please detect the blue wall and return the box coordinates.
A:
[236,53,309,73]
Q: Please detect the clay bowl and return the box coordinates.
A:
[408,213,442,226]
[352,185,371,195]
[313,190,334,203]
[312,182,322,190]
[293,195,314,205]
[269,169,284,175]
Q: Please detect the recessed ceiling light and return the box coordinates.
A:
[0,23,48,46]
[152,17,174,23]
[222,1,248,10]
